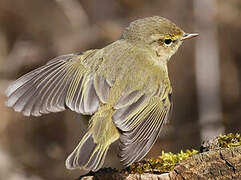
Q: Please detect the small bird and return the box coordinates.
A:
[5,16,198,171]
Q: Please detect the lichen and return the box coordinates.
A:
[123,149,199,174]
[218,133,241,148]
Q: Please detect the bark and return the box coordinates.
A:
[78,145,241,180]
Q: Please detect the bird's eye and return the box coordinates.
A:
[164,39,172,46]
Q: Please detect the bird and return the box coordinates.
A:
[5,16,198,172]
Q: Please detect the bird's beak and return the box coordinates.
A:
[181,33,199,40]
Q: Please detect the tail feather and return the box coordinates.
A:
[85,144,108,170]
[66,105,120,171]
[66,133,108,171]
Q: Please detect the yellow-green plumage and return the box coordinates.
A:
[5,16,198,171]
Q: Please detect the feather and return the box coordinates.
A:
[114,94,172,166]
[113,94,147,131]
[94,75,111,103]
[114,90,143,109]
[66,106,119,171]
[5,50,109,116]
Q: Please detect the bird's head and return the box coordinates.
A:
[122,16,198,61]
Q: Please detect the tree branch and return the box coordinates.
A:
[78,136,241,180]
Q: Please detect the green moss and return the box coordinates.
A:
[218,133,241,148]
[122,133,240,175]
[123,149,198,174]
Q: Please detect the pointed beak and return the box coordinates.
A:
[181,33,199,40]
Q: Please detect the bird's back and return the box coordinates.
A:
[87,39,171,107]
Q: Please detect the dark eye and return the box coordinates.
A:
[164,39,172,45]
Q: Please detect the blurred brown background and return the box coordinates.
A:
[0,0,240,179]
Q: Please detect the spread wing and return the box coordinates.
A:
[5,50,111,116]
[113,86,172,166]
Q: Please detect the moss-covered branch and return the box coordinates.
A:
[78,133,241,180]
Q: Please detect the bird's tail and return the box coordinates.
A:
[65,106,120,171]
[65,132,109,171]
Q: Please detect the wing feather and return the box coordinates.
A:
[5,51,109,116]
[94,75,111,103]
[114,90,172,166]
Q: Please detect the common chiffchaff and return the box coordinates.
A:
[5,16,198,171]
